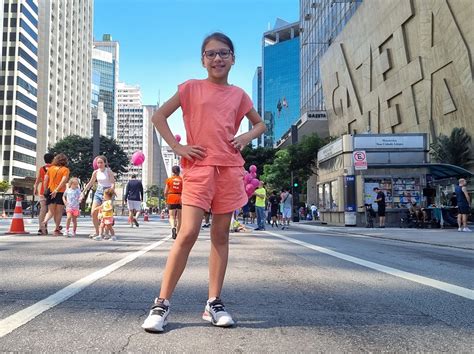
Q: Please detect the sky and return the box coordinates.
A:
[93,0,299,140]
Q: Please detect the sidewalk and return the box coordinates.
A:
[294,221,474,250]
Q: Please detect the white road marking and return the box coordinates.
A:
[265,231,474,300]
[0,236,171,338]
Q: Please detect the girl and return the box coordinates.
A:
[93,188,116,241]
[62,177,82,237]
[142,32,266,333]
[82,155,115,238]
[41,153,70,236]
[164,165,183,239]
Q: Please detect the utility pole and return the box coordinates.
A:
[291,125,299,222]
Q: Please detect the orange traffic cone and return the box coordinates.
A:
[144,211,149,222]
[6,197,29,234]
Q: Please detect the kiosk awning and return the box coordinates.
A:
[369,163,473,180]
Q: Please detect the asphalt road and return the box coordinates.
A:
[0,216,472,352]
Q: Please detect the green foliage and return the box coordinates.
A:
[146,185,163,198]
[49,135,129,187]
[430,128,473,168]
[241,146,275,176]
[146,197,159,208]
[261,133,327,192]
[0,180,10,193]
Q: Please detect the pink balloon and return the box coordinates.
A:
[251,178,260,188]
[249,165,257,173]
[244,174,253,183]
[131,150,145,166]
[175,134,181,143]
[245,183,256,195]
[92,156,99,170]
[250,171,257,179]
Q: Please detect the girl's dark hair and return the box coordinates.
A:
[172,165,180,175]
[52,153,68,167]
[201,32,234,55]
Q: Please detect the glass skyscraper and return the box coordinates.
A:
[251,66,262,147]
[262,20,300,147]
[300,0,361,114]
[92,47,115,138]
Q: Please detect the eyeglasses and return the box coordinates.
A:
[202,49,233,60]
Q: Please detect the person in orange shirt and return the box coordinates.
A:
[142,32,266,333]
[33,152,54,235]
[165,165,183,240]
[41,153,70,236]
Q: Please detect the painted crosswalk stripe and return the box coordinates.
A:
[265,231,474,300]
[0,236,171,338]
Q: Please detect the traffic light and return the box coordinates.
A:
[293,181,299,188]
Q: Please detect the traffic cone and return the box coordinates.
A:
[144,211,149,222]
[6,197,29,234]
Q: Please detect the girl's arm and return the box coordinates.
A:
[109,169,116,191]
[151,92,206,161]
[82,171,97,194]
[231,108,266,150]
[164,183,169,196]
[53,171,69,196]
[62,193,68,205]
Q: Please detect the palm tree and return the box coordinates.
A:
[430,128,473,168]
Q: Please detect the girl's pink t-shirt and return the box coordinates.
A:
[178,79,253,167]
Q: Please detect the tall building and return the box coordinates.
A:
[92,47,114,138]
[94,34,119,138]
[161,145,179,178]
[143,104,167,189]
[262,19,300,147]
[1,0,39,180]
[300,0,361,114]
[251,66,263,147]
[116,82,143,183]
[37,0,93,164]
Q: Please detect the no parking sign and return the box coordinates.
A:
[353,150,367,170]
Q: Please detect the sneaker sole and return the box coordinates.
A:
[202,311,235,327]
[142,318,168,333]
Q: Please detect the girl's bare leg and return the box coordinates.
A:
[208,212,232,299]
[159,205,204,299]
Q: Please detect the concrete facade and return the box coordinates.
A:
[320,0,474,169]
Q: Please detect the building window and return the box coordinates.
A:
[15,121,36,138]
[16,106,37,124]
[14,136,36,151]
[19,33,37,55]
[20,19,38,42]
[18,62,37,82]
[20,4,38,27]
[19,48,37,69]
[17,92,37,110]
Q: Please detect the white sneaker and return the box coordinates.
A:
[458,228,462,232]
[93,235,103,241]
[110,236,117,241]
[462,227,471,232]
[63,229,70,237]
[71,231,76,237]
[202,297,235,327]
[142,298,170,332]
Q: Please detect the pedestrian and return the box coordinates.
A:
[82,155,115,238]
[268,190,280,228]
[93,188,116,241]
[455,178,471,232]
[33,152,54,235]
[310,203,318,220]
[202,209,212,228]
[165,165,183,239]
[254,181,267,231]
[40,153,70,236]
[125,174,144,228]
[373,187,386,228]
[62,177,82,237]
[280,188,293,230]
[141,32,266,333]
[248,195,256,224]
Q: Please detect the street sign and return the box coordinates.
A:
[353,150,368,170]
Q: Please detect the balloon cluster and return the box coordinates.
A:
[243,165,260,198]
[131,150,145,166]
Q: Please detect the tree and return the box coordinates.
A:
[430,128,473,168]
[49,135,129,187]
[262,149,292,190]
[241,146,276,176]
[146,184,163,199]
[0,180,10,193]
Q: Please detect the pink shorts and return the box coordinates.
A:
[66,208,80,217]
[101,216,114,225]
[182,165,247,214]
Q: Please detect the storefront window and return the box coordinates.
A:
[330,180,338,210]
[324,183,330,210]
[318,184,324,209]
[364,177,421,209]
